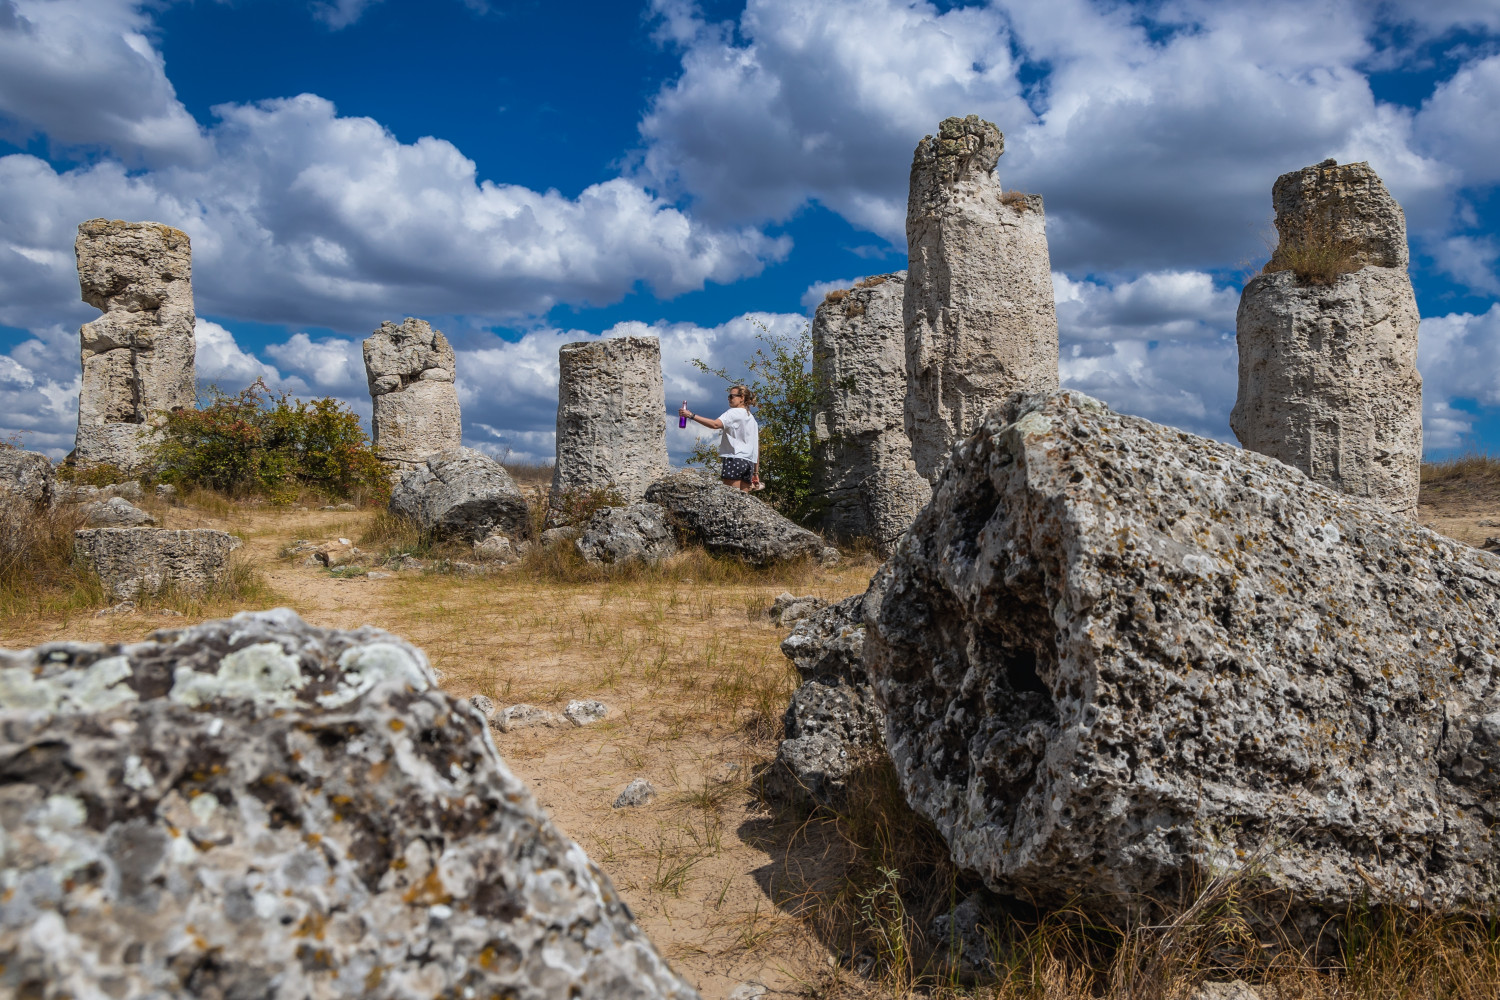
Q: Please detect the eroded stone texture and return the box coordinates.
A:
[0,449,54,507]
[574,503,677,566]
[79,496,156,527]
[811,272,930,554]
[644,470,823,567]
[866,390,1500,923]
[1232,160,1421,518]
[903,117,1058,482]
[363,318,463,474]
[74,220,197,473]
[548,337,668,527]
[74,527,238,600]
[0,610,698,999]
[389,448,530,544]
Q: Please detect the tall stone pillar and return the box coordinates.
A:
[1231,160,1422,518]
[811,272,930,554]
[548,336,668,526]
[74,219,197,473]
[363,318,463,476]
[903,115,1059,482]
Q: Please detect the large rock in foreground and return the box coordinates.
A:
[866,390,1500,922]
[74,527,237,599]
[0,610,698,999]
[644,470,824,567]
[390,448,530,544]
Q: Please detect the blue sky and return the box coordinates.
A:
[1,0,1499,464]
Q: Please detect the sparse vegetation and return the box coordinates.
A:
[56,460,133,486]
[1421,452,1500,511]
[999,189,1038,212]
[0,501,106,619]
[1261,218,1362,285]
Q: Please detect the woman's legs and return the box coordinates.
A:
[721,478,750,492]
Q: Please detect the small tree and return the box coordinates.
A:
[152,380,388,503]
[690,321,819,523]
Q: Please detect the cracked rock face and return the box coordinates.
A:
[0,449,55,507]
[390,448,531,544]
[904,116,1058,484]
[0,609,698,999]
[644,470,823,567]
[74,527,238,600]
[811,273,930,555]
[363,318,463,474]
[549,337,668,527]
[575,503,677,566]
[866,390,1500,924]
[1232,160,1421,519]
[74,220,197,473]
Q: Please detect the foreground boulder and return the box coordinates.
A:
[390,448,530,544]
[766,594,884,808]
[0,610,699,999]
[575,503,677,566]
[644,470,824,567]
[74,527,238,599]
[865,390,1500,923]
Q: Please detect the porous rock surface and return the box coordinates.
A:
[904,116,1058,483]
[1232,160,1421,518]
[575,503,677,566]
[767,594,884,808]
[390,448,530,544]
[74,220,197,473]
[811,272,930,554]
[549,337,668,527]
[363,318,463,475]
[0,449,54,506]
[865,390,1500,921]
[79,496,156,527]
[643,470,824,567]
[74,527,238,600]
[0,609,698,999]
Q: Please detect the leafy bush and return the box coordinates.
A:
[690,321,820,523]
[152,380,388,504]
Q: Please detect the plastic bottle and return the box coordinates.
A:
[678,401,688,429]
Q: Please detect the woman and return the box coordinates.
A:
[680,387,760,492]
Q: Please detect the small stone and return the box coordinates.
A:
[366,571,393,580]
[1192,981,1263,1000]
[469,695,496,719]
[473,533,516,563]
[1482,536,1500,553]
[564,699,609,726]
[335,502,356,511]
[768,592,827,626]
[155,483,177,502]
[495,704,564,733]
[613,778,656,809]
[94,600,136,617]
[817,546,841,567]
[726,984,767,1000]
[540,525,580,547]
[79,496,156,527]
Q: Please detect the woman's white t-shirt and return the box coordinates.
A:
[717,408,759,463]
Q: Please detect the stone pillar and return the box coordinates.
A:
[903,115,1059,482]
[363,318,463,476]
[548,336,668,527]
[74,219,197,473]
[1231,160,1422,518]
[811,272,931,554]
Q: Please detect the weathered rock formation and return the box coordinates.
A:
[0,609,698,999]
[811,273,930,553]
[1231,160,1422,518]
[644,470,824,567]
[548,337,668,527]
[0,449,55,507]
[364,318,463,474]
[575,503,677,566]
[866,390,1500,924]
[767,594,884,809]
[79,496,156,527]
[73,220,197,473]
[389,448,530,544]
[903,117,1058,482]
[74,527,238,599]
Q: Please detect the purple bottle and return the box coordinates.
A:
[679,400,688,429]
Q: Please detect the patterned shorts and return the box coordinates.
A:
[720,457,754,481]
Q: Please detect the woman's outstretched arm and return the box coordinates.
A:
[678,403,723,429]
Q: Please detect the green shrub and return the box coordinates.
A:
[151,380,388,504]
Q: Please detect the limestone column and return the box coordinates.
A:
[548,336,668,526]
[363,318,463,476]
[74,219,197,473]
[1231,160,1422,518]
[811,272,930,554]
[903,115,1059,482]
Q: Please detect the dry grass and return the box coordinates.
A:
[1261,218,1362,286]
[0,501,107,621]
[999,189,1038,212]
[1420,453,1500,515]
[503,460,554,487]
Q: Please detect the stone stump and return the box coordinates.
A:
[811,272,930,554]
[363,318,463,476]
[548,336,668,527]
[1231,159,1422,518]
[74,220,197,473]
[903,116,1058,483]
[74,527,237,599]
